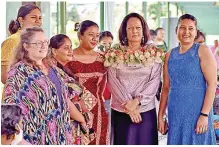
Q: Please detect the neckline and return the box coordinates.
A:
[72,50,100,64]
[177,43,196,55]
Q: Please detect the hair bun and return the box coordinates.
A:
[8,19,20,35]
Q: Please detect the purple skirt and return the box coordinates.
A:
[110,108,158,145]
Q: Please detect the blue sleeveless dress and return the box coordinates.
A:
[167,43,216,145]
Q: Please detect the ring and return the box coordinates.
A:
[200,127,206,133]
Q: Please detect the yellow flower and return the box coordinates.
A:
[134,51,140,57]
[129,54,135,60]
[110,52,116,57]
[139,54,145,61]
[144,51,151,58]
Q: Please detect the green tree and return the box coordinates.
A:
[148,2,167,26]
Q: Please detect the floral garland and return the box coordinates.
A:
[104,44,165,68]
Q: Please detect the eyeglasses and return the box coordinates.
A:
[26,40,49,48]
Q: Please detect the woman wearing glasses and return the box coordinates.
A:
[3,27,85,145]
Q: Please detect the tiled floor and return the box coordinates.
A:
[158,132,167,145]
[104,99,218,145]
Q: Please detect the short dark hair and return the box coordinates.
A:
[155,27,164,34]
[9,3,41,35]
[99,31,114,42]
[149,29,157,36]
[49,34,70,49]
[77,20,99,36]
[118,12,150,46]
[176,14,197,30]
[1,104,22,139]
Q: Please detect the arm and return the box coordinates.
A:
[195,44,217,134]
[68,99,86,123]
[1,39,16,84]
[107,67,132,104]
[136,63,162,106]
[1,65,9,84]
[3,68,20,104]
[55,66,89,113]
[99,71,107,102]
[158,52,171,121]
[158,51,171,134]
[199,44,217,115]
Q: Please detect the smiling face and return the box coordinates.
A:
[24,31,49,61]
[18,8,42,29]
[99,36,113,48]
[79,25,99,50]
[176,19,197,45]
[156,29,165,41]
[54,38,73,64]
[126,17,143,45]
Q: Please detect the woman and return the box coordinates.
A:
[105,12,162,145]
[48,34,74,70]
[48,34,95,145]
[1,3,42,84]
[64,20,109,145]
[98,31,114,53]
[194,30,206,44]
[154,27,168,53]
[158,14,217,145]
[3,27,86,145]
[1,104,31,145]
[98,31,114,115]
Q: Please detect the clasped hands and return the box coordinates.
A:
[122,98,142,123]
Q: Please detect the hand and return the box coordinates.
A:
[86,112,94,128]
[80,121,89,136]
[128,109,142,123]
[158,118,168,135]
[122,99,139,113]
[195,115,208,134]
[214,121,219,129]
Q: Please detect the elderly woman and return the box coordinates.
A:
[3,27,86,145]
[105,12,162,145]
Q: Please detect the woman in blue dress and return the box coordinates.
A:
[158,14,217,145]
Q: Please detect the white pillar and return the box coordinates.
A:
[104,2,115,33]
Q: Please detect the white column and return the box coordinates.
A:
[39,2,51,37]
[104,2,115,33]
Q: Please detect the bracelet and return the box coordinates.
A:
[158,115,167,122]
[200,112,208,117]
